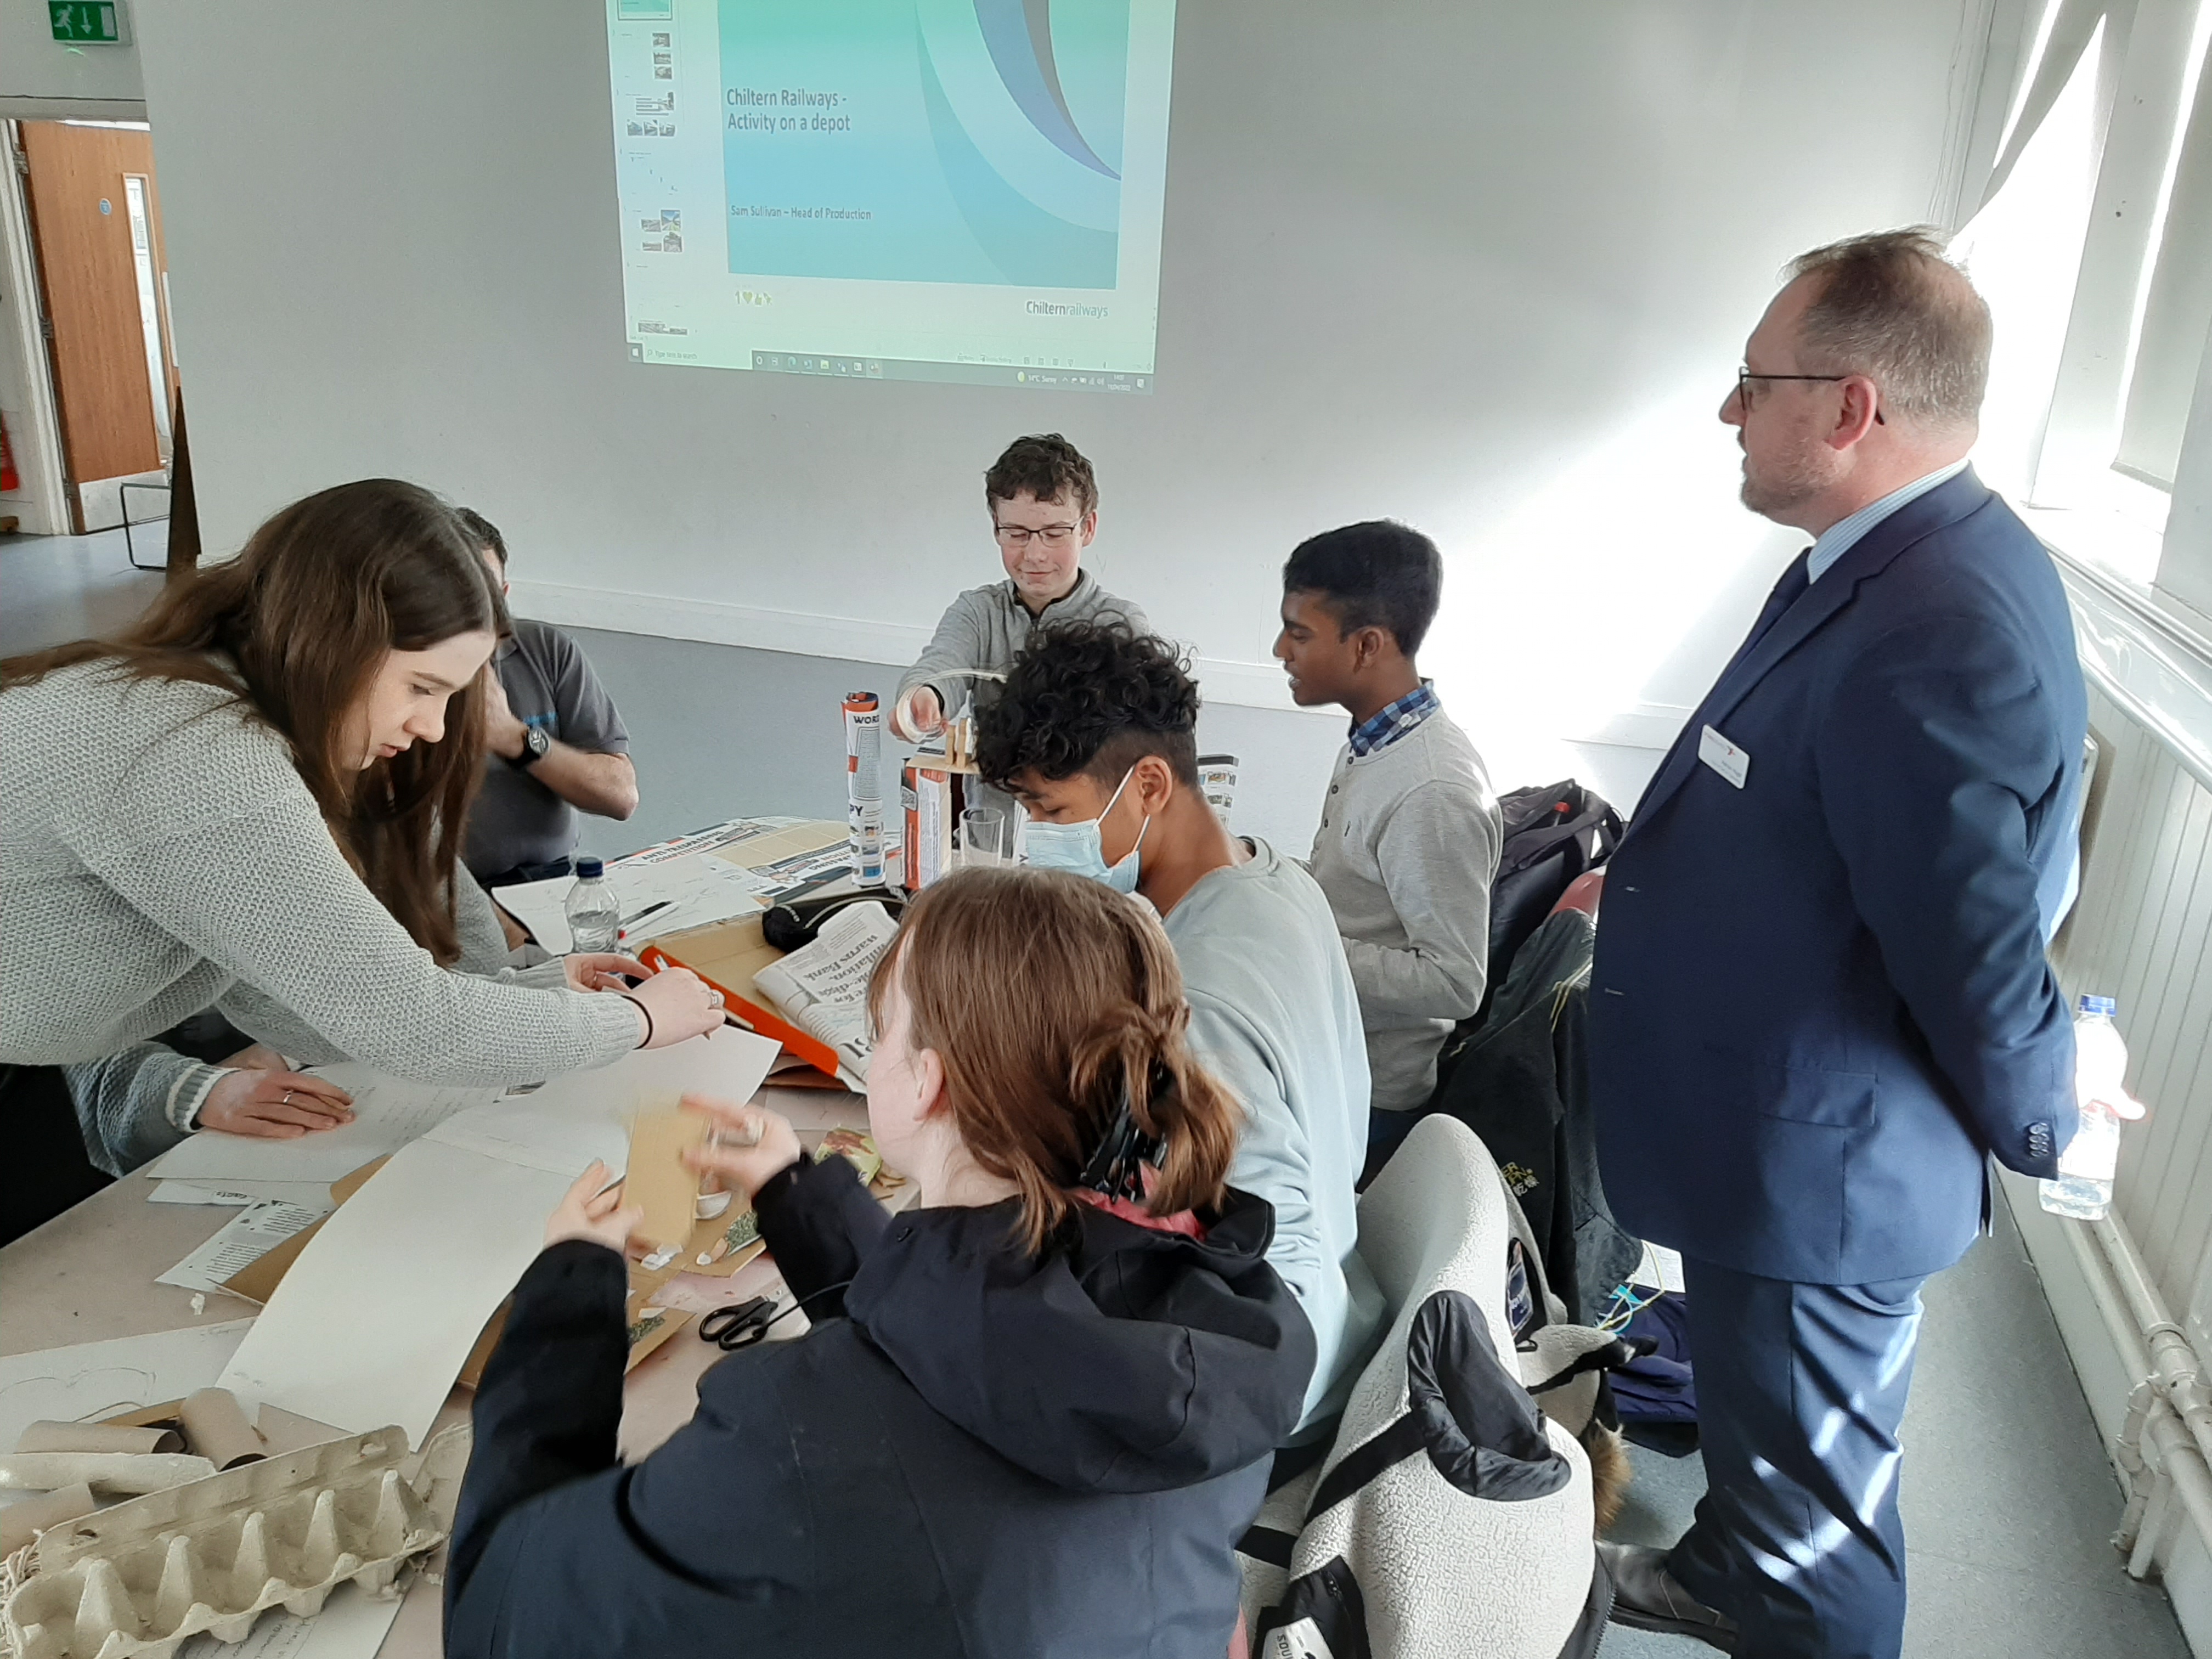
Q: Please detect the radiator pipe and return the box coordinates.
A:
[2091,1215,2212,1459]
[2140,1403,2212,1581]
[2059,1207,2212,1578]
[2117,1381,2159,1556]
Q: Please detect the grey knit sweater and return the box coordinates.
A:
[62,876,571,1174]
[2,662,637,1115]
[1308,707,1500,1114]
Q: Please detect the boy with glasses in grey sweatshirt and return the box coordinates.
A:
[893,434,1149,741]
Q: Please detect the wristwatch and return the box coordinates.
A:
[515,725,552,768]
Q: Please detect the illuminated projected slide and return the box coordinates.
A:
[606,0,1176,392]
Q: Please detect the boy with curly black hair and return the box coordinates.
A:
[977,622,1385,1433]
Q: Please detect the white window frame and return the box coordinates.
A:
[1957,0,2212,629]
[2031,0,2208,508]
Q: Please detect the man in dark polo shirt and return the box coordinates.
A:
[459,509,640,889]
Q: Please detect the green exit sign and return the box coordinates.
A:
[49,3,125,44]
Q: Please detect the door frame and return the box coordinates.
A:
[0,118,70,537]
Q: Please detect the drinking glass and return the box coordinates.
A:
[959,807,1008,870]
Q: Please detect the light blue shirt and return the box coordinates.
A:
[1805,459,1971,583]
[1163,838,1387,1432]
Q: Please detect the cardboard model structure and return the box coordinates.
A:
[2,1427,444,1658]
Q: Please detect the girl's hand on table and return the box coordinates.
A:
[196,1069,354,1138]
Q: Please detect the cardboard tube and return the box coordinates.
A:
[179,1387,266,1470]
[14,1420,184,1455]
[0,1452,214,1493]
[0,1481,96,1554]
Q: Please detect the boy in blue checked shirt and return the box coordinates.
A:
[1273,522,1502,1161]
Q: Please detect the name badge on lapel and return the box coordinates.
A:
[1698,725,1750,789]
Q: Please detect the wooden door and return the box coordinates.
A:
[19,121,172,533]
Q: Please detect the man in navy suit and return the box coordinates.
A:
[1590,230,2089,1658]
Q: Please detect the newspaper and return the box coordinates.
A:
[751,902,899,1084]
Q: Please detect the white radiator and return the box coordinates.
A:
[2017,553,2212,1652]
[2057,686,2212,1328]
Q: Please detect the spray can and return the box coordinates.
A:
[844,691,883,886]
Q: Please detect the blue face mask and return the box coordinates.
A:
[1020,768,1149,894]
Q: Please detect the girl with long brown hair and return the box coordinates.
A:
[0,479,723,1237]
[446,867,1317,1658]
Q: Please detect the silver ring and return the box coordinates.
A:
[707,989,725,1007]
[281,1091,294,1106]
[711,1117,764,1150]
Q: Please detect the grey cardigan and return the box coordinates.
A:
[3,662,639,1165]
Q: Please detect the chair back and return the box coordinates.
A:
[1239,1116,1606,1659]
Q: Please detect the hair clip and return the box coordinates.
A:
[1076,1063,1171,1202]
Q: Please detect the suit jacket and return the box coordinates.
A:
[1589,469,2086,1284]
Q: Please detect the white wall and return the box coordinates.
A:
[133,0,1993,795]
[0,0,144,115]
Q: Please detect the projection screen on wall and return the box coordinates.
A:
[606,0,1177,393]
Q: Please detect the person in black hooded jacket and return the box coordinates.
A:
[444,865,1319,1659]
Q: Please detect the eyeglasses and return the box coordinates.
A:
[1735,369,1885,424]
[994,522,1082,548]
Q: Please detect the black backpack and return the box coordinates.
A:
[1483,780,1622,1006]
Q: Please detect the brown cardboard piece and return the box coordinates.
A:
[96,1401,187,1432]
[625,1110,708,1249]
[656,911,787,1000]
[645,912,849,1080]
[218,1156,388,1305]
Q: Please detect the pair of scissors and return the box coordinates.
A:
[698,1295,779,1350]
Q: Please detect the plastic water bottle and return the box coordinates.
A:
[563,857,622,954]
[2040,995,2130,1221]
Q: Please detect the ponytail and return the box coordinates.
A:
[870,867,1242,1257]
[1066,996,1237,1229]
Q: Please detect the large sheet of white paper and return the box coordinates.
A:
[217,1138,568,1448]
[427,1025,778,1175]
[148,1065,506,1184]
[217,1028,781,1446]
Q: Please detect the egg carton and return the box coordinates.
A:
[2,1426,448,1659]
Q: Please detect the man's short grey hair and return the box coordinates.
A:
[1786,228,1991,430]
